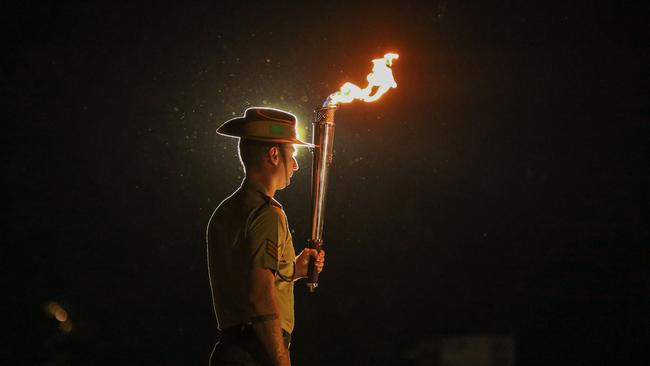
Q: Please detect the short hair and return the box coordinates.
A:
[238,139,290,171]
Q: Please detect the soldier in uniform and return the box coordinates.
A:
[207,107,326,366]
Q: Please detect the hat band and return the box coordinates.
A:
[240,120,296,140]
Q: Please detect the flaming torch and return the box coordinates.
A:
[307,53,399,292]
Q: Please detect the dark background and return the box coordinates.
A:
[4,1,648,365]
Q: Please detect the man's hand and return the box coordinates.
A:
[295,248,325,279]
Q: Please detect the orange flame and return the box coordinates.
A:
[328,53,399,106]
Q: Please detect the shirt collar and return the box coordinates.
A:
[241,178,282,208]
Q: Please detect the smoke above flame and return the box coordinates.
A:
[328,53,399,105]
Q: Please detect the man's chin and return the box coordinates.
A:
[278,179,291,190]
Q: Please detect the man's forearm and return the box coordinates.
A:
[249,268,291,366]
[250,313,290,366]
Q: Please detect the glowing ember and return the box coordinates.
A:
[328,53,399,106]
[46,301,69,322]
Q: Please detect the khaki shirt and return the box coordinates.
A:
[207,179,296,334]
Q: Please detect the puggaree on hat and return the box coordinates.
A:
[217,107,314,147]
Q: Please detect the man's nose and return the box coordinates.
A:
[292,157,299,171]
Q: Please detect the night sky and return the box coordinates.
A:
[5,1,648,365]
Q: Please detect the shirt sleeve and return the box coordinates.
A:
[247,205,286,272]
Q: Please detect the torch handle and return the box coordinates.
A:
[307,105,336,293]
[306,240,322,292]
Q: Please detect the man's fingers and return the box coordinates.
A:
[315,249,325,273]
[312,250,325,260]
[303,248,325,270]
[300,249,318,265]
[304,249,325,256]
[309,248,322,258]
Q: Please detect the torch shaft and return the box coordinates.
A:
[307,105,337,292]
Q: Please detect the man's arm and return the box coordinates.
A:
[249,267,291,366]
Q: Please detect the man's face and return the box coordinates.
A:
[279,145,298,189]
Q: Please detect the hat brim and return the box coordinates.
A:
[239,136,315,148]
[217,118,314,147]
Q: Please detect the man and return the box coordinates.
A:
[207,107,325,366]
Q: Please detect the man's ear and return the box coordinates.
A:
[268,146,280,166]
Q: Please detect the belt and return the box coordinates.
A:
[220,324,292,349]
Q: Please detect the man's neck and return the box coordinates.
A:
[245,172,276,198]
